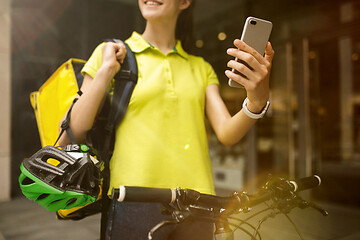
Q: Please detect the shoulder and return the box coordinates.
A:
[187,54,215,74]
[185,53,219,86]
[91,42,106,58]
[81,42,106,78]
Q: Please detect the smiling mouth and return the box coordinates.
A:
[144,1,163,5]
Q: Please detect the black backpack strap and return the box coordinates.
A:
[98,39,138,169]
[99,39,138,240]
[103,39,138,136]
[100,40,137,193]
[52,39,137,237]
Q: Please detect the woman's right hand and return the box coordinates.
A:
[101,41,127,78]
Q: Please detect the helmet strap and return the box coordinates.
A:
[54,98,79,146]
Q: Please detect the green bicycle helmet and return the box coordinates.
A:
[19,145,100,212]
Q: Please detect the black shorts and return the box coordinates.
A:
[105,198,214,240]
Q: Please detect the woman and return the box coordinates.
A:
[59,0,274,239]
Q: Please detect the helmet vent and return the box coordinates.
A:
[37,193,50,201]
[50,198,63,205]
[22,177,35,185]
[66,198,77,207]
[46,158,60,167]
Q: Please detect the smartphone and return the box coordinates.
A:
[228,16,273,88]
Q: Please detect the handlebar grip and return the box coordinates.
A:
[289,175,321,192]
[195,192,239,209]
[111,186,176,204]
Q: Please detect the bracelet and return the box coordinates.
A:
[242,97,270,119]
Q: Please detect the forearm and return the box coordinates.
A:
[217,110,258,147]
[207,39,274,147]
[72,70,111,135]
[206,84,262,147]
[58,66,115,145]
[58,41,126,145]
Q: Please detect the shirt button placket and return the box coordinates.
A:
[164,59,172,86]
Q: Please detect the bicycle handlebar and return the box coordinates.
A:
[112,186,177,203]
[289,175,321,192]
[111,175,321,210]
[245,175,321,207]
[111,176,324,240]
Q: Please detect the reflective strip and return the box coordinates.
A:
[117,186,126,202]
[170,189,176,204]
[289,180,298,192]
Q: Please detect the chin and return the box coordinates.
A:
[141,12,163,21]
[139,0,173,20]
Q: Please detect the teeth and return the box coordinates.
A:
[145,1,161,5]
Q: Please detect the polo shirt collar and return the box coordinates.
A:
[174,40,189,59]
[126,31,189,59]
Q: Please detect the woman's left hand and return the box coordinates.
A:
[225,39,275,113]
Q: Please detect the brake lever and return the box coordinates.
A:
[161,202,190,223]
[310,202,329,216]
[297,200,329,216]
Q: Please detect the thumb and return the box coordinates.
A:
[264,42,274,63]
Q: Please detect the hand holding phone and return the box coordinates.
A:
[228,16,273,88]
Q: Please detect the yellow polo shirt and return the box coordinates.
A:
[82,32,219,195]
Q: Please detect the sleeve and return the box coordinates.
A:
[204,61,219,87]
[81,42,106,78]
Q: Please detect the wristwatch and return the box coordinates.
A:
[242,97,270,119]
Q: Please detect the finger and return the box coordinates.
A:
[115,44,127,63]
[227,59,255,80]
[227,48,262,73]
[114,42,125,55]
[115,47,126,59]
[225,69,249,88]
[233,39,267,65]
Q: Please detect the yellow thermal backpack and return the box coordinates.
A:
[27,40,138,221]
[30,58,86,148]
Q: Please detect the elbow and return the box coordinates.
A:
[212,119,246,147]
[57,131,86,146]
[216,134,238,147]
[216,127,247,147]
[222,141,236,148]
[57,121,88,146]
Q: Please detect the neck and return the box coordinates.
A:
[142,20,177,55]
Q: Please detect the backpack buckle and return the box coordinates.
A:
[117,69,137,83]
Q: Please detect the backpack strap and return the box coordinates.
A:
[100,39,138,197]
[55,40,137,150]
[103,39,138,138]
[99,39,138,240]
[53,39,138,235]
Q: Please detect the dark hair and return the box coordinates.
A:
[176,0,196,53]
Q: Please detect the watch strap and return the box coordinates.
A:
[242,97,270,119]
